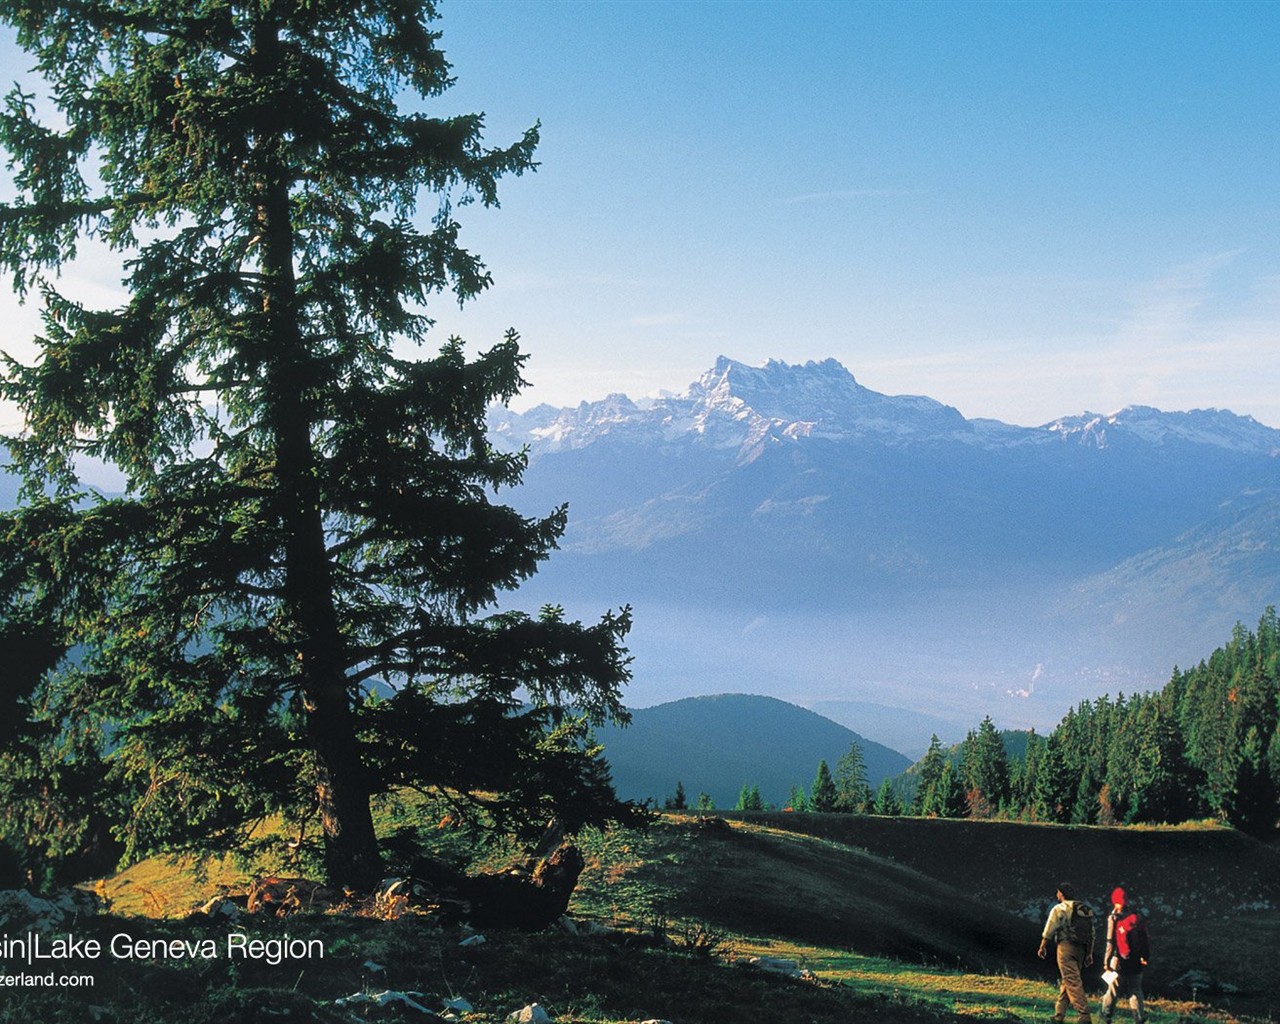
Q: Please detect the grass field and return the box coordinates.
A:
[716,810,1280,1013]
[5,812,1272,1023]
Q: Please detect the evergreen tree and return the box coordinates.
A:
[959,716,1010,818]
[834,741,871,813]
[936,758,967,818]
[786,784,809,812]
[872,778,902,816]
[1102,694,1138,822]
[695,792,715,811]
[664,781,688,811]
[1267,726,1280,809]
[1030,734,1072,823]
[1010,730,1045,819]
[912,734,947,816]
[736,783,764,812]
[1070,697,1114,824]
[1186,651,1238,820]
[0,2,632,889]
[1230,726,1277,835]
[1165,613,1279,828]
[811,760,837,813]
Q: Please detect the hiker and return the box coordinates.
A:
[1101,887,1148,1024]
[1038,882,1096,1024]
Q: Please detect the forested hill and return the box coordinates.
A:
[904,610,1280,833]
[595,693,911,810]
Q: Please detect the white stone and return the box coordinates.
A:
[0,889,96,930]
[333,989,434,1013]
[745,955,804,976]
[507,1003,553,1023]
[197,896,245,922]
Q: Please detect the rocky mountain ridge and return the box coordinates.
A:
[492,355,1280,459]
[491,356,1280,734]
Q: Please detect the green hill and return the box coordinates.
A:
[595,693,911,808]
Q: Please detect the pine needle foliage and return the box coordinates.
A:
[0,0,631,889]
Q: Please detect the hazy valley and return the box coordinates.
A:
[492,356,1280,741]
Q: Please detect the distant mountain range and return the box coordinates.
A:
[492,356,1280,742]
[596,693,911,810]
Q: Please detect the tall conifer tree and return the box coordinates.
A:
[834,740,870,813]
[912,733,946,816]
[810,760,837,813]
[960,716,1010,818]
[872,778,902,816]
[0,1,631,888]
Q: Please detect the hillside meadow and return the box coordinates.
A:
[3,811,1271,1024]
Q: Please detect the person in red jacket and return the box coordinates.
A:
[1101,887,1148,1024]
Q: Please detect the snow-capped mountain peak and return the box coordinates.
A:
[489,355,1280,464]
[686,355,968,436]
[1045,405,1280,455]
[491,356,976,457]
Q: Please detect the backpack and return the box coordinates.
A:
[1063,901,1095,946]
[1115,912,1149,967]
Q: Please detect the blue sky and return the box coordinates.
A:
[3,0,1280,427]
[425,0,1280,426]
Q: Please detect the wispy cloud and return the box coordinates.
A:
[854,250,1280,427]
[1114,250,1242,349]
[1086,249,1253,412]
[1009,663,1044,699]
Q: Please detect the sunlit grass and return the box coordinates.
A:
[729,936,1239,1024]
[79,808,1274,1023]
[95,852,249,917]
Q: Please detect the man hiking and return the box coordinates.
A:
[1101,887,1148,1024]
[1038,882,1096,1024]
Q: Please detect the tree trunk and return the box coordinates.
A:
[252,19,382,891]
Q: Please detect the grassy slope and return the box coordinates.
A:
[727,812,1280,920]
[93,853,261,919]
[573,816,1033,972]
[719,811,1280,1010]
[27,813,1276,1024]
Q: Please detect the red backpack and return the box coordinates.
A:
[1115,912,1150,966]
